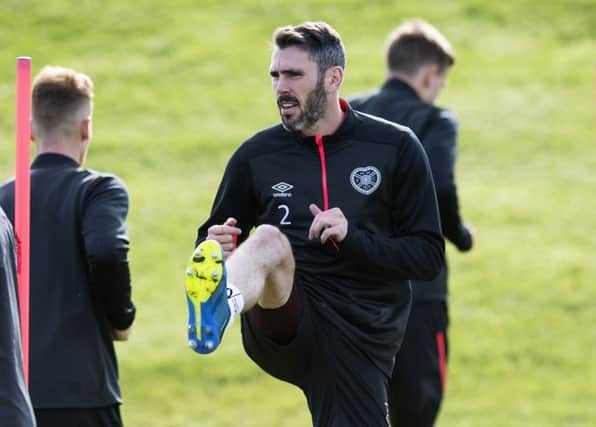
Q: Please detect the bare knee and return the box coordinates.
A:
[252,224,293,265]
[250,225,294,308]
[253,224,284,242]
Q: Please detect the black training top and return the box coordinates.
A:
[0,153,135,409]
[0,207,36,425]
[196,100,444,376]
[350,79,473,301]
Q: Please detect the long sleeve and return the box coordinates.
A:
[196,147,259,247]
[83,176,135,330]
[423,110,473,251]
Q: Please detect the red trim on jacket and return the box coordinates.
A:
[315,134,339,251]
[436,331,447,391]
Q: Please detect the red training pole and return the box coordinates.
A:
[15,56,31,386]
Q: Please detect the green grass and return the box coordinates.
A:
[1,1,595,425]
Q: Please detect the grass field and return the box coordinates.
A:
[1,1,595,426]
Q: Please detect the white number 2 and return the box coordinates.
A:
[277,204,292,225]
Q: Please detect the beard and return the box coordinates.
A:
[278,75,327,132]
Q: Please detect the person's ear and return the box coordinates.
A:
[326,66,344,92]
[80,118,91,142]
[421,63,438,89]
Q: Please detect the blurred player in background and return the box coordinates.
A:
[350,18,475,426]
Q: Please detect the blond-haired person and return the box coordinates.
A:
[0,66,136,427]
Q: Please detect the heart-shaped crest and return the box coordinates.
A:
[350,166,381,195]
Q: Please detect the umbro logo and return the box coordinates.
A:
[272,182,293,193]
[272,182,293,198]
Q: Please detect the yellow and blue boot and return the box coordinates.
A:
[185,240,231,354]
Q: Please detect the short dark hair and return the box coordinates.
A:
[386,19,455,75]
[32,66,93,134]
[273,21,346,73]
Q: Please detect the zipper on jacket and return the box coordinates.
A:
[315,134,339,251]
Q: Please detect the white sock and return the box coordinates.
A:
[226,282,245,329]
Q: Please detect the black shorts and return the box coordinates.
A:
[34,404,122,427]
[388,301,448,427]
[241,282,390,427]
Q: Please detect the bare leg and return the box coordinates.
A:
[225,224,295,311]
[184,224,295,354]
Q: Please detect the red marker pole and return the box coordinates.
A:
[15,57,32,385]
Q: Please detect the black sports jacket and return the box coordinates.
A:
[196,100,444,376]
[0,153,135,409]
[0,208,35,425]
[350,79,473,301]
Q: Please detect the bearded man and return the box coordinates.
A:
[184,21,444,427]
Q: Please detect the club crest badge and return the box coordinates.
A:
[350,166,381,195]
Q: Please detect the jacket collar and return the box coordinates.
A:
[293,98,357,145]
[381,78,421,102]
[31,153,80,170]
